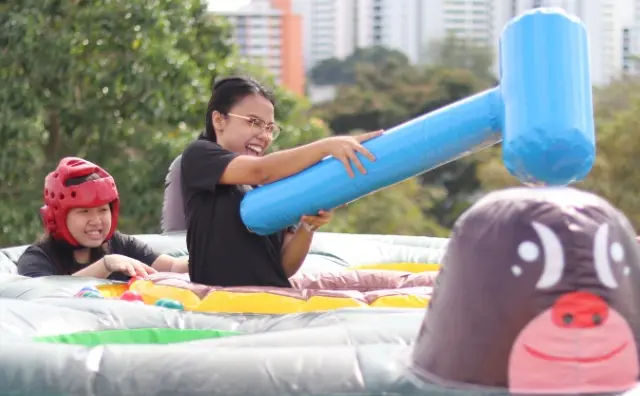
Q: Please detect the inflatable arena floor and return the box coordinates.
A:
[2,188,640,395]
[0,232,455,395]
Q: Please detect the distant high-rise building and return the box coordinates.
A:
[368,0,423,64]
[636,0,640,59]
[213,0,305,95]
[624,0,640,73]
[292,0,357,70]
[494,0,629,85]
[294,0,423,69]
[220,0,635,90]
[422,0,495,57]
[623,27,633,73]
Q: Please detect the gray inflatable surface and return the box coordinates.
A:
[1,212,639,395]
[0,232,451,395]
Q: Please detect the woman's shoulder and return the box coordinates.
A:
[17,242,56,276]
[20,240,53,257]
[184,137,228,157]
[182,138,236,178]
[108,232,150,251]
[108,231,136,247]
[107,232,157,264]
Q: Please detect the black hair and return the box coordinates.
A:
[38,237,108,276]
[65,173,100,187]
[203,76,276,142]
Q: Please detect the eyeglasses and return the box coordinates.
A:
[227,113,281,141]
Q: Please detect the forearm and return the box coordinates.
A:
[73,257,110,278]
[151,254,189,273]
[281,227,314,278]
[258,140,329,184]
[172,256,189,273]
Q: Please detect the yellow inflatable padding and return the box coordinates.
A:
[96,283,128,298]
[197,291,367,314]
[370,294,430,308]
[121,279,431,314]
[351,262,440,273]
[130,280,202,310]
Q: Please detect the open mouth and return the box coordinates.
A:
[524,342,628,363]
[246,144,263,156]
[85,230,104,240]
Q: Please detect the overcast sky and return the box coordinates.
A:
[208,0,251,12]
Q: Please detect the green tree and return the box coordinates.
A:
[315,64,489,133]
[311,41,498,235]
[310,58,349,86]
[474,146,518,191]
[0,0,329,247]
[1,0,232,247]
[325,179,450,237]
[423,35,496,83]
[581,78,640,230]
[476,77,640,231]
[310,46,409,86]
[312,43,496,235]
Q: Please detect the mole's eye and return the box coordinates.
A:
[518,241,540,262]
[520,222,565,289]
[594,224,628,288]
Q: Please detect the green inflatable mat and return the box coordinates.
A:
[34,328,241,346]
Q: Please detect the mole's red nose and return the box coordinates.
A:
[551,291,608,328]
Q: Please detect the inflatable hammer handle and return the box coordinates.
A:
[241,89,502,235]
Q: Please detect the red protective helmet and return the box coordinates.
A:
[40,157,120,246]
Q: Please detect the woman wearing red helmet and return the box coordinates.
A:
[17,157,188,280]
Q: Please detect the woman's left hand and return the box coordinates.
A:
[300,210,332,232]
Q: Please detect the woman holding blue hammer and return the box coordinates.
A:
[181,76,382,287]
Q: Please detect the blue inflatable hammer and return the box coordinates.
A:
[241,8,595,235]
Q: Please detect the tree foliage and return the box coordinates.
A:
[423,35,496,83]
[326,179,450,237]
[580,78,640,230]
[310,46,409,86]
[475,77,640,231]
[0,0,328,247]
[7,1,636,247]
[314,43,496,235]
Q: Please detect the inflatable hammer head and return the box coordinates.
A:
[41,157,119,246]
[500,8,595,186]
[412,187,640,394]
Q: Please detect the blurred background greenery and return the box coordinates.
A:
[2,0,639,247]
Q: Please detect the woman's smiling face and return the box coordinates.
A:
[65,204,112,248]
[213,93,276,156]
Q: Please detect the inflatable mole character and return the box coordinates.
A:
[412,187,640,394]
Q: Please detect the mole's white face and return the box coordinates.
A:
[508,221,638,393]
[411,188,640,391]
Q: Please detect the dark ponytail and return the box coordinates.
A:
[204,76,275,142]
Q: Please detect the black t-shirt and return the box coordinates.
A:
[181,137,290,287]
[17,232,158,281]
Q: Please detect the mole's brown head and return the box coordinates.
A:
[412,187,640,393]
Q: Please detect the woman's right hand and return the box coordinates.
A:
[321,130,383,177]
[102,254,157,278]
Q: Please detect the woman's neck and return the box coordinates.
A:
[73,248,91,264]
